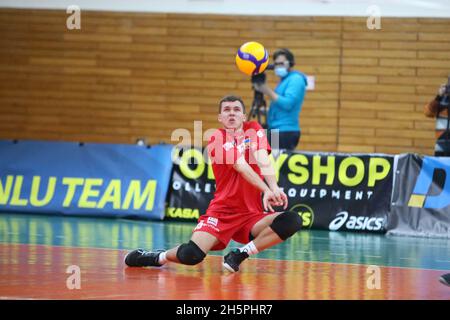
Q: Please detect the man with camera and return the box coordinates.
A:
[424,77,450,156]
[253,48,307,151]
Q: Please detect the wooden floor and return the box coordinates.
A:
[0,213,449,300]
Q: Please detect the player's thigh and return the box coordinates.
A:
[250,212,283,238]
[190,231,221,254]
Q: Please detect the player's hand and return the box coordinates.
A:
[272,187,288,210]
[262,190,277,212]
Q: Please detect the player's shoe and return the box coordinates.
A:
[439,273,450,286]
[223,249,249,273]
[124,249,165,267]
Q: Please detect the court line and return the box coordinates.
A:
[1,242,448,273]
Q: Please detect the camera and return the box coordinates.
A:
[248,64,274,128]
[251,64,274,85]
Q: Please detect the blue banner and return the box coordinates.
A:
[0,140,173,220]
[388,154,450,238]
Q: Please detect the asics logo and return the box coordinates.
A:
[329,211,385,231]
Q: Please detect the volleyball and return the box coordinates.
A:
[235,41,269,76]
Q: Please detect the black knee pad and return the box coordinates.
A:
[176,240,206,265]
[270,211,302,240]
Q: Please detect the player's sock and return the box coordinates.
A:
[238,241,259,255]
[158,251,168,265]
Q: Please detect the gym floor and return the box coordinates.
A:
[0,213,448,299]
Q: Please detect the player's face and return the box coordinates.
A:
[218,101,246,130]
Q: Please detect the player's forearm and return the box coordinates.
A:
[239,168,271,193]
[234,160,271,193]
[259,162,278,190]
[254,150,279,191]
[263,174,279,191]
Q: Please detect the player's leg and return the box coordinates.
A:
[251,211,302,251]
[125,231,220,268]
[249,212,283,250]
[161,231,220,265]
[223,211,302,272]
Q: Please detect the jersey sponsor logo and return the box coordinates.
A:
[194,220,204,231]
[329,211,384,231]
[222,141,235,151]
[194,217,220,232]
[237,138,251,153]
[207,216,218,227]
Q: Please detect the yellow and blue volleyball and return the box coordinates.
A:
[235,41,269,76]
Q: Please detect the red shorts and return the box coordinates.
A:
[193,211,277,251]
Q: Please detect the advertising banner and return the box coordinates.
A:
[167,148,394,233]
[0,140,173,220]
[387,154,450,238]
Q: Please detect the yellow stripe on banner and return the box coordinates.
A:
[408,194,425,207]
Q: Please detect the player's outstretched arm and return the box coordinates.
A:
[253,149,278,189]
[233,155,270,193]
[253,149,288,209]
[233,156,278,212]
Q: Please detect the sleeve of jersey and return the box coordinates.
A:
[249,121,271,154]
[207,131,241,165]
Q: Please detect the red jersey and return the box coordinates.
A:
[207,121,271,214]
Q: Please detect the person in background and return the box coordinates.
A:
[253,48,307,151]
[424,79,450,156]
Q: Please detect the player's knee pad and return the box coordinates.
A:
[176,240,206,265]
[270,211,302,240]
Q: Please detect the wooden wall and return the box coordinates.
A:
[0,9,449,154]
